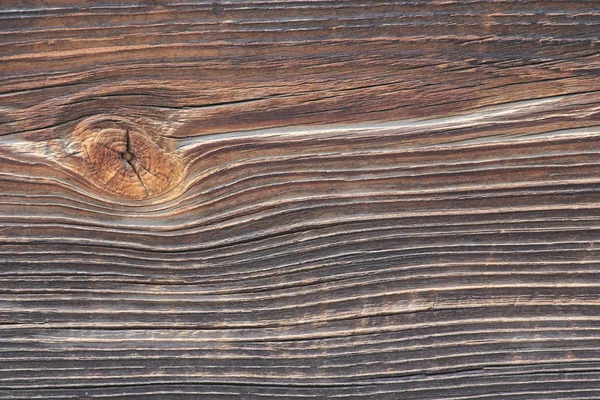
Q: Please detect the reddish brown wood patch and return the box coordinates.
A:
[66,115,183,200]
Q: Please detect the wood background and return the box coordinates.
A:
[1,0,600,398]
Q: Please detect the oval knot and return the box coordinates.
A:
[68,116,183,200]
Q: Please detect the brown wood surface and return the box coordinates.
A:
[1,1,600,399]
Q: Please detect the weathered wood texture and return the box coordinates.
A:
[1,1,600,398]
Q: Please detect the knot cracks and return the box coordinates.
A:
[63,115,184,200]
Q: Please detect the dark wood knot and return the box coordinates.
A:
[68,116,183,200]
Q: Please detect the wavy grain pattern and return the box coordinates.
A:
[1,1,600,399]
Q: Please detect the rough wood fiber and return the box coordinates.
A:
[0,0,600,399]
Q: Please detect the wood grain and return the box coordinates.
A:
[1,1,600,398]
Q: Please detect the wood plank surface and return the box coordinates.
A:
[1,1,600,398]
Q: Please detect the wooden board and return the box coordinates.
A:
[1,1,600,398]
